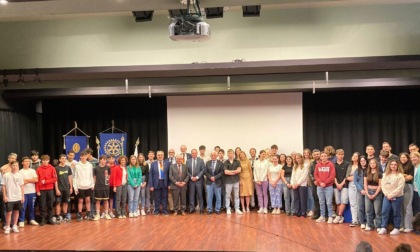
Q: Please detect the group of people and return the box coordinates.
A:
[1,142,420,238]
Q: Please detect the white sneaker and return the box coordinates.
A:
[377,228,380,232]
[307,210,313,217]
[338,216,345,224]
[263,208,268,214]
[141,209,146,216]
[276,209,281,215]
[109,212,116,218]
[377,228,387,235]
[4,227,10,235]
[257,208,263,214]
[134,212,139,217]
[399,227,405,231]
[327,217,333,224]
[333,216,341,224]
[18,222,24,228]
[227,209,232,215]
[404,228,412,233]
[129,213,134,218]
[390,228,400,235]
[272,209,277,214]
[100,212,105,219]
[316,216,326,223]
[365,225,372,231]
[236,209,243,215]
[12,225,19,233]
[332,211,337,218]
[246,208,250,212]
[360,224,366,229]
[136,210,140,216]
[105,214,111,220]
[93,214,100,221]
[30,220,39,226]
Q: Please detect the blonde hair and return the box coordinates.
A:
[385,159,403,175]
[293,153,304,171]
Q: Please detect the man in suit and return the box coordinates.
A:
[205,151,224,215]
[148,150,169,215]
[165,149,176,212]
[180,145,192,164]
[169,155,189,216]
[187,149,205,214]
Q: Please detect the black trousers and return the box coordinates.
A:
[312,184,320,217]
[39,189,55,220]
[293,186,308,217]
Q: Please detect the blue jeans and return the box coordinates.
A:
[381,195,403,229]
[206,183,221,212]
[127,185,141,213]
[317,186,333,217]
[283,177,295,214]
[225,182,240,211]
[19,193,37,222]
[356,190,366,225]
[307,185,314,211]
[365,189,382,228]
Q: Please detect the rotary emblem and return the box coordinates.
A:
[72,143,81,153]
[104,139,122,156]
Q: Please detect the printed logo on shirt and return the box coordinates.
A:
[318,166,330,172]
[59,170,69,175]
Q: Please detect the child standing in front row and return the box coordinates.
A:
[55,154,73,223]
[93,155,111,220]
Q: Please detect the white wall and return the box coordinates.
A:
[167,93,303,157]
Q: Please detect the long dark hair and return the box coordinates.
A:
[357,155,367,177]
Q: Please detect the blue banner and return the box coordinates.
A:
[65,136,88,161]
[99,133,127,159]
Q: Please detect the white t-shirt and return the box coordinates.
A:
[19,168,37,194]
[1,172,24,202]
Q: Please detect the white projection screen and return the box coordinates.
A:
[167,93,303,157]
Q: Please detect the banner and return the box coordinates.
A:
[65,136,88,161]
[99,133,127,159]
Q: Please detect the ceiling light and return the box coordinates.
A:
[0,0,8,5]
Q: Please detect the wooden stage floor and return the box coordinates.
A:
[1,211,419,251]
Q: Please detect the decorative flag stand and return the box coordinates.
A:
[63,121,90,161]
[97,120,127,160]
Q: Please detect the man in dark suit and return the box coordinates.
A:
[204,151,224,215]
[180,145,192,164]
[148,150,170,215]
[165,149,177,212]
[187,149,205,214]
[169,155,189,216]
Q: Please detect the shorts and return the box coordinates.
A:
[56,189,70,203]
[109,186,116,198]
[333,188,349,205]
[6,201,23,212]
[95,189,110,201]
[77,189,92,199]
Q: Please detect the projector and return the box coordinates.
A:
[169,15,210,42]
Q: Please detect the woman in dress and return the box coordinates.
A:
[268,155,283,214]
[239,151,253,212]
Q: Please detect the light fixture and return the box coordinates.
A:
[125,78,128,93]
[0,0,8,5]
[242,5,261,17]
[227,76,230,90]
[313,81,316,94]
[17,69,25,85]
[2,70,8,87]
[205,7,224,19]
[132,11,154,22]
[148,85,152,98]
[34,69,41,84]
[325,71,329,84]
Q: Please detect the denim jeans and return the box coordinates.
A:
[225,182,239,211]
[356,190,366,225]
[317,186,333,217]
[348,182,358,223]
[19,193,37,222]
[283,177,295,214]
[307,185,314,212]
[206,183,221,212]
[127,185,140,213]
[381,195,403,229]
[140,185,148,209]
[402,184,414,230]
[365,189,382,228]
[255,180,268,208]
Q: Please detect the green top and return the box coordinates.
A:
[127,165,142,187]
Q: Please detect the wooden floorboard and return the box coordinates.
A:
[1,211,419,251]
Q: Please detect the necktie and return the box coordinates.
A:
[212,161,215,176]
[159,161,163,179]
[183,153,186,164]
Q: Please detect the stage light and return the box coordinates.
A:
[205,7,223,19]
[132,11,154,22]
[242,5,261,17]
[0,0,8,5]
[227,76,230,90]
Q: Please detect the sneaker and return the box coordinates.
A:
[349,221,358,227]
[246,208,250,212]
[134,212,139,217]
[307,210,314,217]
[66,213,71,220]
[136,209,140,216]
[327,217,333,224]
[338,216,345,224]
[100,212,105,219]
[333,216,341,224]
[122,215,127,218]
[18,222,24,228]
[365,225,372,231]
[118,215,124,219]
[276,209,281,215]
[109,212,116,218]
[390,228,400,235]
[57,216,63,224]
[257,208,263,214]
[404,228,413,233]
[236,209,243,215]
[377,228,380,232]
[360,224,366,229]
[377,228,387,235]
[332,211,337,218]
[399,227,405,232]
[105,214,112,220]
[30,220,39,226]
[93,214,100,221]
[77,213,83,222]
[52,216,57,224]
[4,227,10,235]
[129,213,134,218]
[272,209,277,214]
[141,209,146,216]
[227,209,231,215]
[12,225,19,233]
[263,208,268,214]
[316,216,326,223]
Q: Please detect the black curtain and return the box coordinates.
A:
[303,88,420,157]
[42,97,167,160]
[0,109,41,165]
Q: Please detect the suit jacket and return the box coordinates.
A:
[186,157,205,181]
[204,160,224,186]
[169,163,189,189]
[165,157,176,165]
[148,160,170,189]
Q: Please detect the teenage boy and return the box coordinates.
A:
[224,149,242,215]
[30,150,41,170]
[84,148,98,216]
[73,151,95,221]
[93,155,111,220]
[365,145,378,162]
[18,157,39,227]
[55,154,73,223]
[2,161,24,235]
[333,149,350,224]
[66,150,78,214]
[1,153,17,174]
[315,152,336,224]
[36,155,58,226]
[107,155,116,218]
